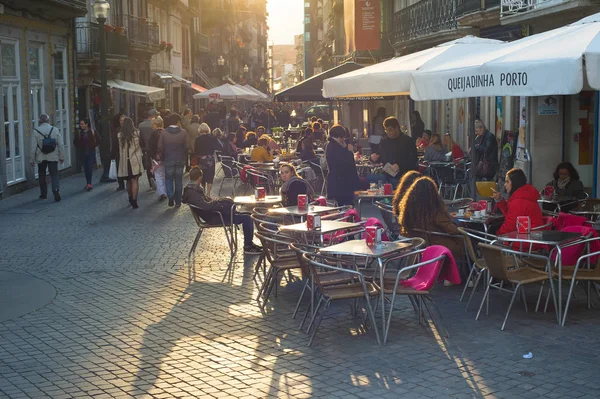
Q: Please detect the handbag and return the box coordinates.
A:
[109,160,118,180]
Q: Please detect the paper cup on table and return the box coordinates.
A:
[297,194,308,208]
[517,216,530,234]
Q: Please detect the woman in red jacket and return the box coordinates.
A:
[492,168,543,236]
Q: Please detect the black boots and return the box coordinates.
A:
[52,190,61,202]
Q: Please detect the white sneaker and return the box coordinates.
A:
[443,280,454,287]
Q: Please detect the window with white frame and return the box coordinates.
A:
[53,47,71,169]
[2,39,25,184]
[160,10,167,42]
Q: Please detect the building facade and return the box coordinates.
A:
[0,0,86,197]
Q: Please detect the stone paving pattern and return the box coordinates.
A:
[1,169,600,398]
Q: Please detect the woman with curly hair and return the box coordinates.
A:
[398,176,464,257]
[391,170,422,217]
[117,117,144,208]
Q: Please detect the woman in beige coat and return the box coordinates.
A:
[118,117,144,208]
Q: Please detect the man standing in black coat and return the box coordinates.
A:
[369,116,418,187]
[472,119,498,181]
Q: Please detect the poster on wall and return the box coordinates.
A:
[498,130,519,178]
[538,96,559,115]
[518,96,526,150]
[354,0,381,51]
[495,96,503,140]
[578,91,594,165]
[458,98,465,147]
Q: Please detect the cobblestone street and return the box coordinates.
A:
[1,170,600,398]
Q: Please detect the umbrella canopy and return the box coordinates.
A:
[243,84,271,102]
[410,13,600,100]
[274,62,364,102]
[193,83,261,101]
[322,36,503,99]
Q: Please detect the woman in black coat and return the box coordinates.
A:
[325,125,360,206]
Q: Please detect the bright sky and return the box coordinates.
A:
[267,0,304,45]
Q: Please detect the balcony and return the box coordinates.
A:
[127,16,160,53]
[392,0,458,44]
[500,0,600,24]
[76,21,129,62]
[193,32,210,53]
[456,0,500,26]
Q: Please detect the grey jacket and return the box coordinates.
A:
[138,119,154,150]
[158,126,189,163]
[30,123,65,164]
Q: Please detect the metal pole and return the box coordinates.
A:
[98,17,112,182]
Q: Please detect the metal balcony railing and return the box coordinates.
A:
[75,21,129,60]
[501,0,561,17]
[456,0,501,17]
[393,0,458,43]
[127,16,160,50]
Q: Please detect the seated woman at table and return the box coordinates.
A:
[250,137,274,163]
[398,176,465,258]
[296,128,313,153]
[235,126,247,148]
[546,161,586,199]
[326,125,360,206]
[260,134,281,155]
[183,167,262,254]
[279,162,313,206]
[492,168,543,236]
[243,131,258,148]
[221,133,238,158]
[416,129,431,150]
[423,134,448,162]
[299,138,317,162]
[443,133,465,160]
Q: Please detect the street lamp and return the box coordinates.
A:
[243,64,249,73]
[93,0,112,182]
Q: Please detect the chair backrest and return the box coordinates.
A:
[255,230,297,264]
[399,245,451,291]
[187,204,225,228]
[558,225,598,265]
[478,243,513,281]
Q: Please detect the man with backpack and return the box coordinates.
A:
[30,114,64,201]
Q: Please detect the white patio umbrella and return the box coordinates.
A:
[243,84,271,102]
[322,36,503,99]
[193,83,261,101]
[410,12,600,100]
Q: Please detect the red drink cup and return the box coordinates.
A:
[297,194,308,208]
[517,216,530,234]
[366,226,377,246]
[257,187,266,200]
[545,185,554,197]
[384,184,392,195]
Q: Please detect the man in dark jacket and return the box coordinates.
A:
[182,167,262,254]
[158,113,189,207]
[472,119,498,181]
[369,116,418,187]
[138,110,156,189]
[225,109,241,134]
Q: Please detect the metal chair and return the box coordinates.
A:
[375,248,450,343]
[302,252,381,346]
[217,155,240,196]
[476,243,556,331]
[246,168,276,194]
[375,200,401,240]
[187,203,236,282]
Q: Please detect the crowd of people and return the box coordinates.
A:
[29,106,592,264]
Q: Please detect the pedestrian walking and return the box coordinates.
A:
[158,113,190,207]
[150,116,167,201]
[139,110,157,191]
[30,114,64,201]
[111,113,127,191]
[117,117,144,208]
[74,118,101,192]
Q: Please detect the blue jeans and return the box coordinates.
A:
[233,213,254,247]
[164,161,184,204]
[367,173,400,189]
[83,153,95,184]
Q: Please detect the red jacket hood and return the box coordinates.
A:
[509,184,540,203]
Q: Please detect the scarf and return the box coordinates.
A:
[557,177,570,190]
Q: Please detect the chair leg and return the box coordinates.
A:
[308,297,328,346]
[383,291,398,345]
[501,284,521,331]
[187,229,203,282]
[292,279,310,319]
[423,296,450,338]
[476,277,493,321]
[535,281,545,312]
[460,266,476,302]
[466,269,485,311]
[562,274,579,326]
[363,294,381,345]
[521,285,529,313]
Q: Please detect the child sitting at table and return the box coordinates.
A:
[183,166,262,254]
